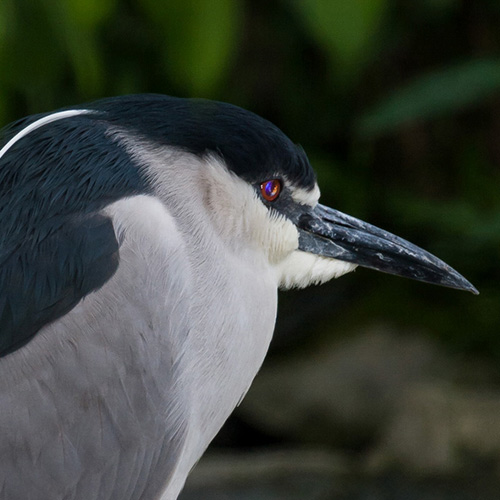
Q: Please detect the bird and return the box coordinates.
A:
[0,94,477,500]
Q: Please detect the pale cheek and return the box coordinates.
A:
[276,250,357,290]
[264,218,299,264]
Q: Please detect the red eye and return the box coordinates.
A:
[260,179,281,202]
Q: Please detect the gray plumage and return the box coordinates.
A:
[0,95,476,500]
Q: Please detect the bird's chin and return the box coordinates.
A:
[276,250,357,290]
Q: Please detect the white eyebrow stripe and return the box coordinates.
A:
[292,184,321,206]
[0,109,95,161]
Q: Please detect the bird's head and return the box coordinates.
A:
[106,95,473,294]
[195,148,477,293]
[0,94,477,295]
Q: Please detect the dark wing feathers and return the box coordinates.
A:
[0,111,149,357]
[0,214,119,356]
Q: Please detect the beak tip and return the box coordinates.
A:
[301,204,480,295]
[446,272,478,295]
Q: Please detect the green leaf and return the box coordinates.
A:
[291,0,387,74]
[43,0,110,97]
[140,0,243,96]
[0,0,8,43]
[65,0,116,29]
[0,0,64,90]
[358,58,500,137]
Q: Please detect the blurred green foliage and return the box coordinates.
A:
[291,0,388,80]
[139,0,243,95]
[0,0,499,357]
[358,58,500,137]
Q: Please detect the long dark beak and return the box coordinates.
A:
[297,204,478,294]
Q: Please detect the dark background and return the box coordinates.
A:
[1,0,499,497]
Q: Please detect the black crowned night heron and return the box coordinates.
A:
[0,95,477,499]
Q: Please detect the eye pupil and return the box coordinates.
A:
[261,179,281,201]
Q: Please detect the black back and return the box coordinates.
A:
[0,111,149,355]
